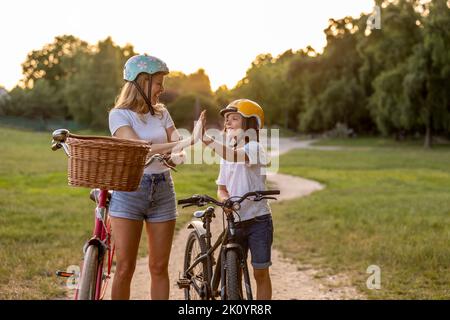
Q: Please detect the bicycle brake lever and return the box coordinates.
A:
[51,140,70,156]
[162,159,178,172]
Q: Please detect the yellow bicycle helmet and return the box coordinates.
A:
[219,99,265,129]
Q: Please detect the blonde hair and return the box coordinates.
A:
[112,72,165,122]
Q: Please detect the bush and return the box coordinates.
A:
[324,122,356,138]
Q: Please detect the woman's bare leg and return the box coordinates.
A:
[110,217,143,300]
[145,219,176,300]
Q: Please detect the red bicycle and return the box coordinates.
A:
[51,129,176,300]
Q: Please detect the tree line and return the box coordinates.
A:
[0,0,448,147]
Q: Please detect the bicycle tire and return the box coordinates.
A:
[225,250,241,300]
[184,231,209,300]
[77,244,99,300]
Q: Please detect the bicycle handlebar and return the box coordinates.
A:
[177,190,280,209]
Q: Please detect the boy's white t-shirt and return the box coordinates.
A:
[216,141,272,222]
[108,108,174,174]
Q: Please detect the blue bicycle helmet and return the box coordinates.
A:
[123,54,169,115]
[124,54,169,81]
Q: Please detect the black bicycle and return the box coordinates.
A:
[176,190,280,300]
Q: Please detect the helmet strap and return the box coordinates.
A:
[131,76,155,115]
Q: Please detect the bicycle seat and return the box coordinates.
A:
[89,189,112,205]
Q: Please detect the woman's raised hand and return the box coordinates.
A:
[191,110,206,144]
[174,110,206,150]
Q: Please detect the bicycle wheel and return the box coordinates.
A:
[184,231,208,300]
[225,250,241,300]
[77,244,99,300]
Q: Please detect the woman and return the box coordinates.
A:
[108,54,203,299]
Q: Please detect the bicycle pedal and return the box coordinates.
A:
[56,270,75,278]
[177,278,191,289]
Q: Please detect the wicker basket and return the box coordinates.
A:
[66,134,151,191]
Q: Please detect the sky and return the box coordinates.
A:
[1,0,375,91]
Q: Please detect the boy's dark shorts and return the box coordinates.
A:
[235,214,273,269]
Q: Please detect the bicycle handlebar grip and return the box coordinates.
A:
[178,198,194,205]
[257,190,280,195]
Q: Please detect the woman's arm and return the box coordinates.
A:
[165,125,186,166]
[149,124,187,154]
[166,125,181,143]
[114,125,191,154]
[113,126,146,142]
[114,111,205,154]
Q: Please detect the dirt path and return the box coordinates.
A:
[102,138,363,300]
[271,138,343,156]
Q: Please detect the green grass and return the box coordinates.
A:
[312,136,450,148]
[272,143,450,299]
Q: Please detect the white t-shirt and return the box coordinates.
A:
[108,108,175,174]
[216,141,272,222]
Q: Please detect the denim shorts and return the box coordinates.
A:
[109,171,178,223]
[234,214,273,269]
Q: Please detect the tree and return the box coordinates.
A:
[214,85,233,108]
[160,71,187,104]
[167,94,220,129]
[295,16,371,133]
[233,53,291,128]
[370,63,409,137]
[185,69,213,97]
[360,0,423,138]
[289,51,323,132]
[19,35,90,121]
[402,0,450,147]
[21,35,89,89]
[162,69,216,114]
[6,80,61,126]
[0,86,11,116]
[64,37,135,128]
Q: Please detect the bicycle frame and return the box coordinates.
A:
[184,211,253,300]
[74,189,114,300]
